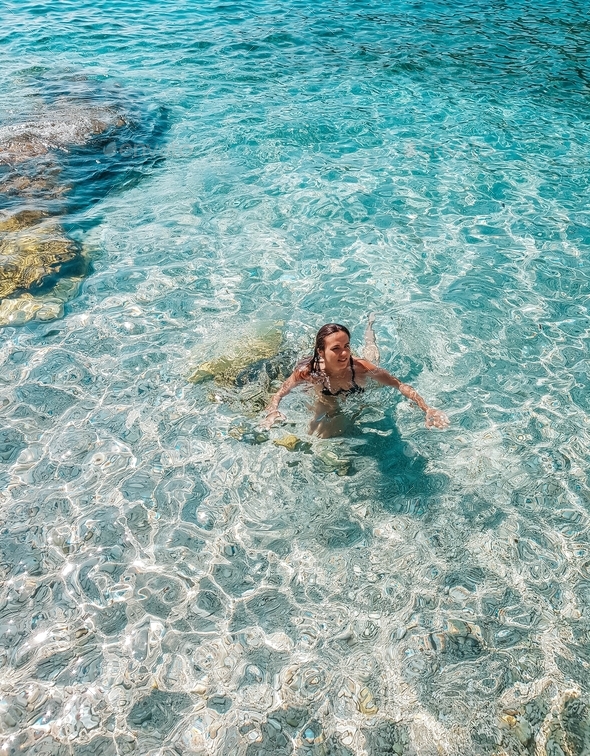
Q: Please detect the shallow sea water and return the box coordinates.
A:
[1,1,590,754]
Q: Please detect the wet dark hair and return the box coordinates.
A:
[296,323,351,385]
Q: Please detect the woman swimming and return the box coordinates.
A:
[262,320,449,437]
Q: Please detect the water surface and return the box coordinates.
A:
[1,1,590,754]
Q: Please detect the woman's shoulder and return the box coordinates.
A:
[353,356,378,373]
[293,356,315,382]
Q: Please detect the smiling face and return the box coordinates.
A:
[320,330,351,373]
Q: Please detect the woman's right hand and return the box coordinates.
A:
[425,407,450,429]
[261,409,286,429]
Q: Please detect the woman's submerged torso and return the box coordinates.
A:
[305,357,369,438]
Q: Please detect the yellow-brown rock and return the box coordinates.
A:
[0,266,86,327]
[0,209,48,232]
[273,434,301,451]
[0,293,62,326]
[0,211,79,300]
[357,687,379,715]
[188,329,283,386]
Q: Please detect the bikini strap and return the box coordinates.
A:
[350,356,357,387]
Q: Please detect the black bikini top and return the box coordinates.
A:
[321,359,364,397]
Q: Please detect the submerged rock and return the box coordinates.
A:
[499,690,590,756]
[0,211,82,299]
[314,448,352,476]
[229,423,270,445]
[357,686,379,715]
[273,434,301,451]
[0,105,126,166]
[198,330,299,422]
[273,434,312,453]
[189,329,285,386]
[363,721,410,755]
[0,209,47,232]
[0,73,169,326]
[0,270,87,327]
[0,293,63,326]
[0,209,90,326]
[235,349,297,387]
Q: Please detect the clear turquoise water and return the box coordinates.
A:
[1,1,590,754]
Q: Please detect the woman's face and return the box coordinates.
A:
[320,331,351,371]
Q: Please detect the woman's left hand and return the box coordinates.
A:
[425,407,450,429]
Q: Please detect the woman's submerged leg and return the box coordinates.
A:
[362,313,380,365]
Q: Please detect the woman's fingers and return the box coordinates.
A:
[426,409,450,429]
[261,410,285,429]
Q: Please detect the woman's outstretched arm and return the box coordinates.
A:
[261,371,305,428]
[356,359,449,429]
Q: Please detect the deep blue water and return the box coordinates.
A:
[1,2,590,754]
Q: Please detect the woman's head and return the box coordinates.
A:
[311,323,351,373]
